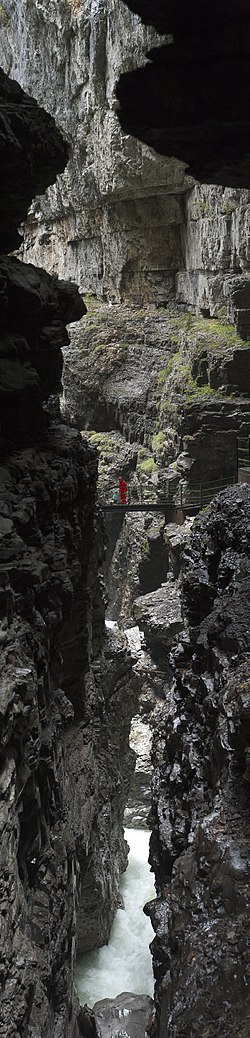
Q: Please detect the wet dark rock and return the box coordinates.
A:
[164,522,193,579]
[133,580,183,652]
[0,71,84,453]
[108,514,169,626]
[147,484,250,1038]
[0,66,68,252]
[0,65,137,1038]
[93,992,153,1038]
[0,256,85,449]
[0,428,138,1038]
[78,1004,97,1038]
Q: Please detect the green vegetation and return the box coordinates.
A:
[0,3,9,22]
[220,201,236,216]
[167,313,249,352]
[138,457,157,475]
[151,431,166,450]
[157,353,180,385]
[82,292,97,309]
[193,200,215,219]
[151,310,250,426]
[157,367,171,385]
[86,431,114,466]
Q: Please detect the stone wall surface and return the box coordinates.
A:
[0,64,68,252]
[177,183,250,321]
[62,300,250,492]
[0,0,187,304]
[1,8,250,1038]
[147,483,250,1038]
[0,65,138,1038]
[0,426,137,1038]
[61,298,250,642]
[1,0,250,317]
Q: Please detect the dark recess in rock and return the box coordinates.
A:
[117,1,250,186]
[0,67,69,252]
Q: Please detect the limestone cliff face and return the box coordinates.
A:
[0,68,138,1038]
[1,1,250,315]
[0,0,186,304]
[177,183,250,320]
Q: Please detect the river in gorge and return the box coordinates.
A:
[75,828,155,1007]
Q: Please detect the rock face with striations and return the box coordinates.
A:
[1,1,250,319]
[0,68,138,1038]
[147,483,250,1038]
[0,0,186,305]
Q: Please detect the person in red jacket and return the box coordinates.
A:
[119,476,128,505]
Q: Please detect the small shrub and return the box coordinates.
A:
[151,432,166,450]
[193,200,215,218]
[220,201,236,216]
[138,457,157,475]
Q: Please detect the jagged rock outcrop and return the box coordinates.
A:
[0,425,138,1038]
[146,483,250,1038]
[0,65,68,252]
[0,255,84,450]
[118,0,250,188]
[133,581,183,652]
[0,67,138,1038]
[93,992,153,1038]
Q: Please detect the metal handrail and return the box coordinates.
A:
[237,436,250,469]
[101,474,238,511]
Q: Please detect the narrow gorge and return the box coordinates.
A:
[0,3,250,1038]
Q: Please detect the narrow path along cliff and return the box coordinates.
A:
[1,2,250,1037]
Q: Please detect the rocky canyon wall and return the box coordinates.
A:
[147,483,250,1038]
[0,0,187,304]
[0,69,138,1038]
[1,0,250,315]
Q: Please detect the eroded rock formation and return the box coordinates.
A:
[0,0,186,304]
[0,68,138,1038]
[1,1,250,317]
[1,6,250,1038]
[146,483,250,1037]
[0,65,68,252]
[62,299,250,579]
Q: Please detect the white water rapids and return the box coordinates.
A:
[75,829,155,1007]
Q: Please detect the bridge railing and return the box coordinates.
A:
[237,437,250,469]
[102,474,238,511]
[180,475,237,509]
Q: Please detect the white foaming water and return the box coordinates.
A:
[75,829,155,1007]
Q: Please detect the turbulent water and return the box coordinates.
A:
[75,829,155,1007]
